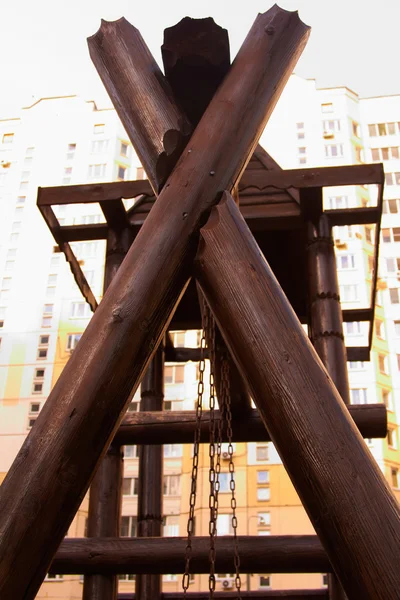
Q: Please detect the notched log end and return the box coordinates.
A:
[258,4,311,37]
[87,17,137,50]
[155,129,192,192]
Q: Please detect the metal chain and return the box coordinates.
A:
[221,357,242,598]
[182,317,207,594]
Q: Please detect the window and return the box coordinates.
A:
[120,142,129,157]
[42,304,53,328]
[165,364,185,384]
[372,147,400,162]
[91,139,109,153]
[163,474,180,496]
[62,167,72,185]
[163,515,180,537]
[93,123,105,134]
[81,215,101,225]
[70,302,91,318]
[45,574,63,581]
[296,122,304,130]
[355,146,364,163]
[37,335,49,360]
[171,331,186,347]
[164,400,172,411]
[391,468,399,489]
[325,144,344,158]
[216,514,233,535]
[382,390,393,410]
[259,575,271,589]
[257,471,270,484]
[124,445,138,458]
[389,288,400,304]
[1,278,12,291]
[383,199,400,214]
[256,445,269,461]
[368,124,377,137]
[2,133,14,144]
[217,473,230,493]
[387,428,397,449]
[32,382,43,394]
[328,195,348,209]
[395,321,400,337]
[121,515,137,537]
[72,241,99,259]
[50,255,61,267]
[122,477,138,496]
[297,132,305,140]
[322,574,328,586]
[298,147,306,155]
[352,121,360,137]
[5,260,15,271]
[164,444,183,458]
[385,173,400,186]
[323,119,341,132]
[350,388,368,405]
[12,221,21,232]
[299,157,307,165]
[47,274,57,286]
[348,361,365,370]
[117,165,127,180]
[258,512,270,526]
[321,103,333,113]
[375,320,385,339]
[378,354,389,374]
[67,333,82,352]
[340,284,358,302]
[88,163,106,178]
[257,487,271,501]
[336,254,355,270]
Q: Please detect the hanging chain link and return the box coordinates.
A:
[221,357,242,598]
[206,302,217,597]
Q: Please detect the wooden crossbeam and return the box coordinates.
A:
[118,593,328,600]
[50,536,329,574]
[114,405,387,446]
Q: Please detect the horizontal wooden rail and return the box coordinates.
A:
[118,591,328,599]
[50,536,329,574]
[114,404,387,446]
[37,180,153,206]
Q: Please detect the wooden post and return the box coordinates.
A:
[0,9,310,598]
[195,192,400,600]
[135,344,165,600]
[306,205,349,600]
[83,222,133,600]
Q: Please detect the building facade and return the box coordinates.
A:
[0,78,399,597]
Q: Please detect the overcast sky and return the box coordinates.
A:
[0,0,399,117]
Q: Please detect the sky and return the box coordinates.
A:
[0,0,399,117]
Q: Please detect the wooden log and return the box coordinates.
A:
[195,192,400,600]
[0,9,310,599]
[162,17,230,127]
[114,405,387,446]
[50,535,328,574]
[83,225,133,600]
[118,593,328,600]
[136,344,165,600]
[88,18,192,193]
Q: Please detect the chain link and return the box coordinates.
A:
[206,302,217,597]
[221,357,242,598]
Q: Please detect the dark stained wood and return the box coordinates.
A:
[239,164,384,193]
[114,405,387,446]
[88,18,192,193]
[37,180,153,206]
[118,593,328,600]
[100,199,131,230]
[368,180,384,352]
[50,535,329,574]
[346,347,369,361]
[0,9,310,598]
[58,223,109,242]
[162,17,230,126]
[326,206,380,226]
[195,191,400,600]
[136,344,165,600]
[83,225,133,600]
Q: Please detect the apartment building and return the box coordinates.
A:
[0,78,399,597]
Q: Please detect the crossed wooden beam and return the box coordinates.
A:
[0,6,399,600]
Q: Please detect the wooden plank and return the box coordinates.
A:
[195,191,400,599]
[58,223,109,242]
[327,206,380,226]
[239,164,384,192]
[50,535,329,574]
[346,347,370,361]
[0,9,310,599]
[114,405,387,446]
[37,180,153,206]
[118,593,328,600]
[100,199,131,230]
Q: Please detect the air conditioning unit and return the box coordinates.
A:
[222,451,230,460]
[221,578,234,590]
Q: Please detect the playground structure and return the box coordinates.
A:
[0,6,399,600]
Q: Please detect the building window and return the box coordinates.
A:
[9,233,19,245]
[348,361,365,370]
[124,445,138,458]
[298,147,306,155]
[12,221,21,232]
[259,575,271,589]
[322,574,328,586]
[215,472,230,493]
[340,285,359,302]
[216,514,233,536]
[383,199,400,214]
[120,142,129,157]
[81,215,101,225]
[382,390,393,410]
[164,400,173,411]
[2,133,14,144]
[70,302,91,318]
[37,335,49,360]
[165,364,185,384]
[32,382,43,394]
[323,119,341,133]
[391,468,399,489]
[336,254,355,270]
[66,333,82,352]
[350,388,368,405]
[163,515,180,537]
[385,172,400,186]
[355,146,364,163]
[164,444,183,458]
[387,428,397,449]
[296,122,304,130]
[297,132,305,140]
[256,445,269,461]
[93,124,105,134]
[62,167,72,185]
[257,471,270,484]
[378,354,389,374]
[66,143,76,160]
[325,144,344,158]
[4,260,15,271]
[328,195,348,209]
[258,511,270,527]
[352,121,360,137]
[88,163,106,178]
[375,320,385,339]
[28,402,41,427]
[45,574,63,581]
[163,474,180,496]
[91,139,109,154]
[71,241,99,259]
[257,487,271,501]
[299,157,307,165]
[389,288,400,304]
[171,331,186,347]
[117,165,127,180]
[121,515,137,537]
[321,103,333,113]
[41,304,53,328]
[122,477,138,496]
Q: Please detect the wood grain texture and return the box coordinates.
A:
[114,405,387,446]
[0,8,310,599]
[50,535,328,574]
[195,192,400,600]
[117,593,328,600]
[136,345,165,600]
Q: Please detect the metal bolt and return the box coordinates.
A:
[265,25,275,35]
[209,171,215,176]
